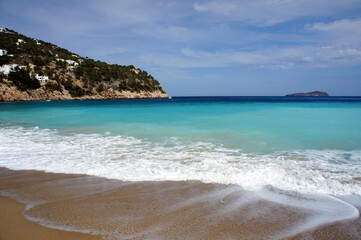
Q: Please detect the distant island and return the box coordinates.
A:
[285,91,329,97]
[0,28,168,102]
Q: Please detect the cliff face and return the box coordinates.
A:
[0,28,169,102]
[0,83,168,102]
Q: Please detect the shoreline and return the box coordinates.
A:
[0,95,170,103]
[0,167,360,239]
[0,97,170,104]
[0,81,169,102]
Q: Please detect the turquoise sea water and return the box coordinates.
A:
[0,97,360,195]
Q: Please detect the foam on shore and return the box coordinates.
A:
[0,126,360,195]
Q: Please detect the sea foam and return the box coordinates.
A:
[0,126,360,196]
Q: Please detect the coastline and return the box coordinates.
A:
[0,167,360,239]
[0,85,169,102]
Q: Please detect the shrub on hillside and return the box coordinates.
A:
[0,56,11,66]
[45,82,63,92]
[63,79,85,97]
[7,67,40,91]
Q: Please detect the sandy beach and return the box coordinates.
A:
[1,0,361,238]
[0,195,101,240]
[0,167,360,239]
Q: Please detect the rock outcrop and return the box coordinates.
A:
[285,91,329,97]
[0,82,168,102]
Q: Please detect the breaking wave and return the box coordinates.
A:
[0,126,360,195]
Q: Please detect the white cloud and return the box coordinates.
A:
[194,1,237,14]
[133,26,201,42]
[307,18,361,32]
[90,0,192,28]
[91,0,162,25]
[2,0,361,71]
[181,48,198,58]
[193,0,361,26]
[302,19,361,65]
[305,19,361,44]
[138,44,361,69]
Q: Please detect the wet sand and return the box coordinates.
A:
[0,167,360,240]
[0,195,101,240]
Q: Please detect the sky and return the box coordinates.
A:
[1,0,361,96]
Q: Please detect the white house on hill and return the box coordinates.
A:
[0,28,10,33]
[0,49,7,56]
[0,64,26,75]
[66,60,79,66]
[34,39,41,45]
[16,39,24,46]
[35,74,49,83]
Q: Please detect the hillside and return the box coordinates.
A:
[0,28,168,101]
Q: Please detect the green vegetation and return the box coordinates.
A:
[0,55,11,66]
[45,82,62,92]
[63,79,85,97]
[0,28,166,96]
[96,83,105,93]
[7,67,40,91]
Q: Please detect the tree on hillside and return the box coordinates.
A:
[8,67,40,91]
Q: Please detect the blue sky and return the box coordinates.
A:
[1,0,361,96]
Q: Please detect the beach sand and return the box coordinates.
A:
[0,195,101,240]
[0,167,360,239]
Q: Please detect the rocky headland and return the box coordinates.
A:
[0,28,168,102]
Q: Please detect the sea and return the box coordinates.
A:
[0,96,360,238]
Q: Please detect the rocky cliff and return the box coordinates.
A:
[0,28,168,102]
[0,84,168,102]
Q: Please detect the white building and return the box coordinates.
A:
[57,58,79,66]
[66,60,79,66]
[34,39,41,45]
[35,74,49,83]
[0,49,7,56]
[16,39,24,46]
[0,28,10,33]
[132,68,140,74]
[0,64,26,75]
[0,28,14,34]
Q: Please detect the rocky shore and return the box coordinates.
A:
[0,83,168,102]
